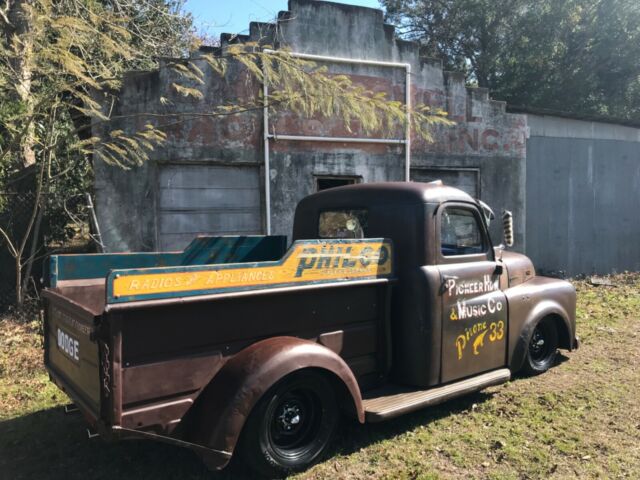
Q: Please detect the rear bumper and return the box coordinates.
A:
[49,356,233,471]
[49,375,233,472]
[110,427,233,470]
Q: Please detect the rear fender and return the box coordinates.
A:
[185,337,363,465]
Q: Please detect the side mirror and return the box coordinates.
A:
[502,210,514,247]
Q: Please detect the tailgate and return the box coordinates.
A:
[44,292,101,417]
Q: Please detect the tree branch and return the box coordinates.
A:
[0,226,18,258]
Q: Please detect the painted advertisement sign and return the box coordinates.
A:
[107,239,393,303]
[441,270,507,383]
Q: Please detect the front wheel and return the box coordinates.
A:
[521,316,559,376]
[238,370,339,478]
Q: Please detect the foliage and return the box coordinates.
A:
[0,0,453,306]
[102,0,197,70]
[0,0,195,171]
[383,0,640,120]
[1,0,452,176]
[0,0,194,306]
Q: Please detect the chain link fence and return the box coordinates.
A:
[0,190,95,322]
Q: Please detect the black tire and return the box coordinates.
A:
[521,316,559,376]
[238,370,339,478]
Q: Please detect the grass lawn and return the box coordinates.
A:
[1,274,639,479]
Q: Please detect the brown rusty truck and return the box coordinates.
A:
[43,182,578,477]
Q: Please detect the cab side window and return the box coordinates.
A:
[441,207,485,256]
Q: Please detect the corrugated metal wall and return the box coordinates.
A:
[525,115,640,276]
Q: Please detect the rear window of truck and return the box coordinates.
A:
[319,210,368,238]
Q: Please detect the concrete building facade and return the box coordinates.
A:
[94,0,527,253]
[94,0,640,276]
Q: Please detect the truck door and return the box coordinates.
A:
[436,203,507,383]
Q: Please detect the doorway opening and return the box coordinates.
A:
[315,176,361,191]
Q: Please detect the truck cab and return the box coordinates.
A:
[294,182,576,391]
[43,182,578,477]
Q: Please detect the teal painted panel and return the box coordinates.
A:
[48,235,287,287]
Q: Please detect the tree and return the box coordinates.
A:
[0,0,191,306]
[383,0,526,87]
[0,0,452,308]
[383,0,640,120]
[3,0,37,168]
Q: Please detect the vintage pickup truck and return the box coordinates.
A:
[43,181,578,477]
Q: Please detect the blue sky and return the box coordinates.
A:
[183,0,383,36]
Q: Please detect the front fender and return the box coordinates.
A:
[505,276,577,372]
[185,336,363,467]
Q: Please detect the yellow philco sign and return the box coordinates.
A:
[111,240,392,300]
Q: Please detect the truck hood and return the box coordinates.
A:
[499,250,535,287]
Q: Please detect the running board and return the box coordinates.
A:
[363,368,511,422]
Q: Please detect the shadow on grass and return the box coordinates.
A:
[508,352,570,382]
[0,408,219,480]
[0,388,499,480]
[326,390,495,463]
[556,352,570,366]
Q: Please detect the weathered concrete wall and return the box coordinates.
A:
[525,114,640,275]
[269,1,527,247]
[94,61,264,251]
[95,0,527,252]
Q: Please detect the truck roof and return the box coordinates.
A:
[297,181,476,209]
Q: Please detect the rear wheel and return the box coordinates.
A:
[238,371,339,478]
[521,317,559,375]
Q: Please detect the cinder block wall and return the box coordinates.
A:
[94,0,527,253]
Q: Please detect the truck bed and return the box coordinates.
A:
[43,235,395,436]
[43,235,289,421]
[45,236,288,315]
[48,281,106,316]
